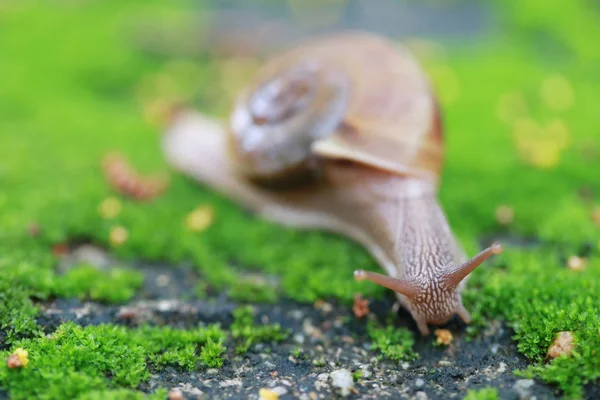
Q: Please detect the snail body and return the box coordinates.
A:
[162,31,502,335]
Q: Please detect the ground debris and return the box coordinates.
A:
[101,151,170,201]
[330,369,354,397]
[547,331,575,359]
[352,294,370,319]
[6,348,29,369]
[434,329,453,346]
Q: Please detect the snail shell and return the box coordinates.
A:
[227,32,442,188]
[162,31,501,336]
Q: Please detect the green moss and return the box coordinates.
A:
[55,264,144,303]
[134,323,226,371]
[7,259,143,305]
[231,306,289,354]
[0,322,226,399]
[228,278,278,304]
[0,276,39,345]
[367,320,417,362]
[352,369,364,382]
[463,247,600,398]
[148,345,197,371]
[0,0,599,396]
[199,337,226,368]
[463,388,498,400]
[0,323,149,400]
[77,388,168,400]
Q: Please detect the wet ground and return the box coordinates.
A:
[31,244,571,400]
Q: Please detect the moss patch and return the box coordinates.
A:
[0,277,39,346]
[0,321,226,399]
[0,0,599,397]
[463,247,600,398]
[367,319,418,362]
[464,388,499,400]
[231,306,289,354]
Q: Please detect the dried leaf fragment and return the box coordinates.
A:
[52,243,69,257]
[434,329,453,346]
[167,388,184,400]
[185,205,215,232]
[495,205,514,225]
[101,152,169,201]
[6,348,29,369]
[352,294,370,319]
[547,331,575,359]
[98,197,122,219]
[259,388,279,400]
[567,255,587,271]
[109,226,129,247]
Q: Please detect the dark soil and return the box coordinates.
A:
[32,246,568,400]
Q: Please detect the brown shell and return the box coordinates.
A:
[227,30,443,187]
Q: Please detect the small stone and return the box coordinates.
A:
[496,205,515,225]
[70,244,110,268]
[547,331,575,359]
[341,336,354,345]
[289,310,304,320]
[567,255,587,271]
[259,388,279,400]
[156,274,171,287]
[185,205,215,232]
[360,366,371,379]
[415,378,425,388]
[330,369,354,397]
[497,362,507,374]
[513,379,535,400]
[401,362,410,370]
[491,343,501,354]
[206,368,219,375]
[434,329,453,346]
[168,388,184,400]
[352,293,370,318]
[303,319,323,339]
[313,299,333,313]
[317,373,329,382]
[438,360,452,367]
[415,391,429,400]
[219,379,242,388]
[309,392,318,400]
[293,333,305,344]
[272,386,288,396]
[98,197,122,219]
[109,226,128,246]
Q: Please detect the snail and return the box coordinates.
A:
[161,31,503,335]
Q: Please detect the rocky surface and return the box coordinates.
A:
[32,246,570,400]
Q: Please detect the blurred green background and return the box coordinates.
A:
[1,0,599,399]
